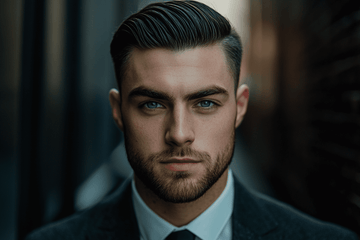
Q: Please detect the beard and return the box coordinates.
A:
[124,130,235,203]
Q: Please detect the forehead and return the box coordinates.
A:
[123,44,234,97]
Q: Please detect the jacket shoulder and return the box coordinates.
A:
[233,178,358,240]
[25,210,92,240]
[25,177,138,240]
[252,190,357,239]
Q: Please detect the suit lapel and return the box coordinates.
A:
[91,177,140,240]
[87,175,278,239]
[232,177,278,239]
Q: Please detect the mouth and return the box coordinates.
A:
[161,158,201,171]
[160,158,201,164]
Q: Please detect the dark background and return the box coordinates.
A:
[1,0,359,239]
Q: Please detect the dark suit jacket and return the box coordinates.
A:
[26,177,358,240]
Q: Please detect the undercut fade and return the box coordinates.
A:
[110,0,242,90]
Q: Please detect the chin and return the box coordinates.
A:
[134,156,231,203]
[125,129,236,203]
[146,173,215,203]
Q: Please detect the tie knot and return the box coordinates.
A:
[166,230,195,240]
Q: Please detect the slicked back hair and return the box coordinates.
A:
[110,0,243,92]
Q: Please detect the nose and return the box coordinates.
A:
[165,106,194,147]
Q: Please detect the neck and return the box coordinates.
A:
[134,168,229,227]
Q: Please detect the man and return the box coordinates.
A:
[27,1,358,239]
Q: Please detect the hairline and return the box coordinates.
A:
[118,40,238,94]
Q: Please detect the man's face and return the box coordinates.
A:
[110,44,248,203]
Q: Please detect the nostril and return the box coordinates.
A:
[165,127,194,147]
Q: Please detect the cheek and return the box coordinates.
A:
[196,108,236,153]
[123,113,165,152]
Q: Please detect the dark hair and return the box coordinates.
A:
[110,0,242,90]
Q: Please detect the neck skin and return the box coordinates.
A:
[134,168,229,227]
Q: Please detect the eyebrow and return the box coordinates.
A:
[185,86,229,101]
[128,87,173,101]
[128,85,229,102]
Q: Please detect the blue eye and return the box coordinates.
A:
[198,100,214,108]
[144,102,162,109]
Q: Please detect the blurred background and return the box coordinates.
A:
[1,0,360,239]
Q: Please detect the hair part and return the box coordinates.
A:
[110,0,242,91]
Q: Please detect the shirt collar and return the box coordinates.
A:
[132,169,234,240]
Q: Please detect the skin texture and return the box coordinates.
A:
[109,44,249,226]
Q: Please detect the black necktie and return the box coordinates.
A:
[165,230,196,240]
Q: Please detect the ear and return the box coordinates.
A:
[109,88,124,131]
[235,84,249,128]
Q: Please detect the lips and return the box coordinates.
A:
[161,158,201,171]
[160,158,201,164]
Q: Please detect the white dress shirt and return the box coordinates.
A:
[132,169,234,240]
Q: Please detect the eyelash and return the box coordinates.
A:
[143,101,164,109]
[196,100,216,109]
[140,100,219,111]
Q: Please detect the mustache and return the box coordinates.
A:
[148,147,211,162]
